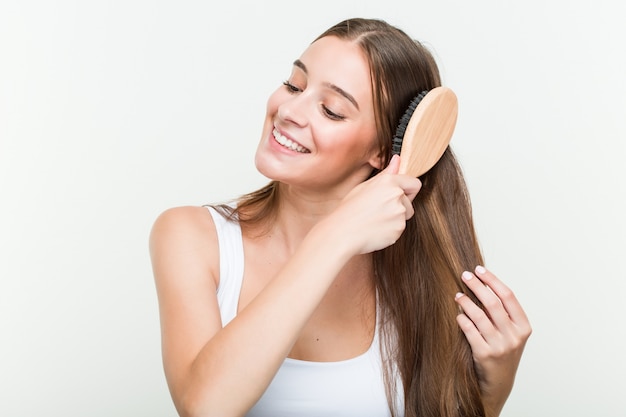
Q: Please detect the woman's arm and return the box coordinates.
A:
[150,156,422,417]
[150,206,356,417]
[454,266,532,417]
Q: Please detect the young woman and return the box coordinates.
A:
[149,18,531,417]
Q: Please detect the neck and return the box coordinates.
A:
[274,182,346,253]
[240,178,362,255]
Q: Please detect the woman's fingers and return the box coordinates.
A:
[455,266,532,352]
[455,294,490,348]
[383,153,401,174]
[472,266,531,329]
[330,156,422,255]
[458,269,510,333]
[454,269,531,416]
[400,176,422,204]
[459,267,531,335]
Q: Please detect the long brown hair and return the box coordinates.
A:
[222,18,485,417]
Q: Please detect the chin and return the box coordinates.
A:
[254,147,281,182]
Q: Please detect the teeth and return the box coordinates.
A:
[273,128,310,153]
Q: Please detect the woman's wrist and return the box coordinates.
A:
[309,214,359,260]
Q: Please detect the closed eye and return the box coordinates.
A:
[322,105,345,121]
[283,80,302,94]
[283,80,345,121]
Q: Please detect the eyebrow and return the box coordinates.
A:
[293,59,360,110]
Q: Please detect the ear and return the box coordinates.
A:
[367,150,385,170]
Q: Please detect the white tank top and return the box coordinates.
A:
[207,206,402,416]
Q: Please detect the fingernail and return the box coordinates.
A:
[475,265,486,275]
[462,271,473,281]
[455,292,464,300]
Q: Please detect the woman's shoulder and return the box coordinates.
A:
[149,205,219,285]
[150,205,216,239]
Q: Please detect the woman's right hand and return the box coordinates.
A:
[325,154,422,255]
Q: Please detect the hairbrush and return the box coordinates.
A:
[391,86,458,177]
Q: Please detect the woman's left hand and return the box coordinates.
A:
[455,266,532,417]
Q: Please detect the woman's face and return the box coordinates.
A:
[255,35,381,196]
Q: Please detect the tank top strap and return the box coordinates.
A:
[206,205,244,327]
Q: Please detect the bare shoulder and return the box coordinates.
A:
[149,205,219,287]
[150,205,216,241]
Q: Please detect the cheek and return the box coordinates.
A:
[318,124,378,157]
[350,128,381,167]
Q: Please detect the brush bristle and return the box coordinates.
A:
[391,90,429,156]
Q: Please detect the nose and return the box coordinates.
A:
[276,92,309,128]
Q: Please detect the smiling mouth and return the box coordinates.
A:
[273,128,310,153]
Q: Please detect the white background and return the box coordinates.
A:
[1,1,624,416]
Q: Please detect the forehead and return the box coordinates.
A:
[298,36,373,104]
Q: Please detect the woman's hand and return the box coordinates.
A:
[454,266,532,417]
[324,154,422,255]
